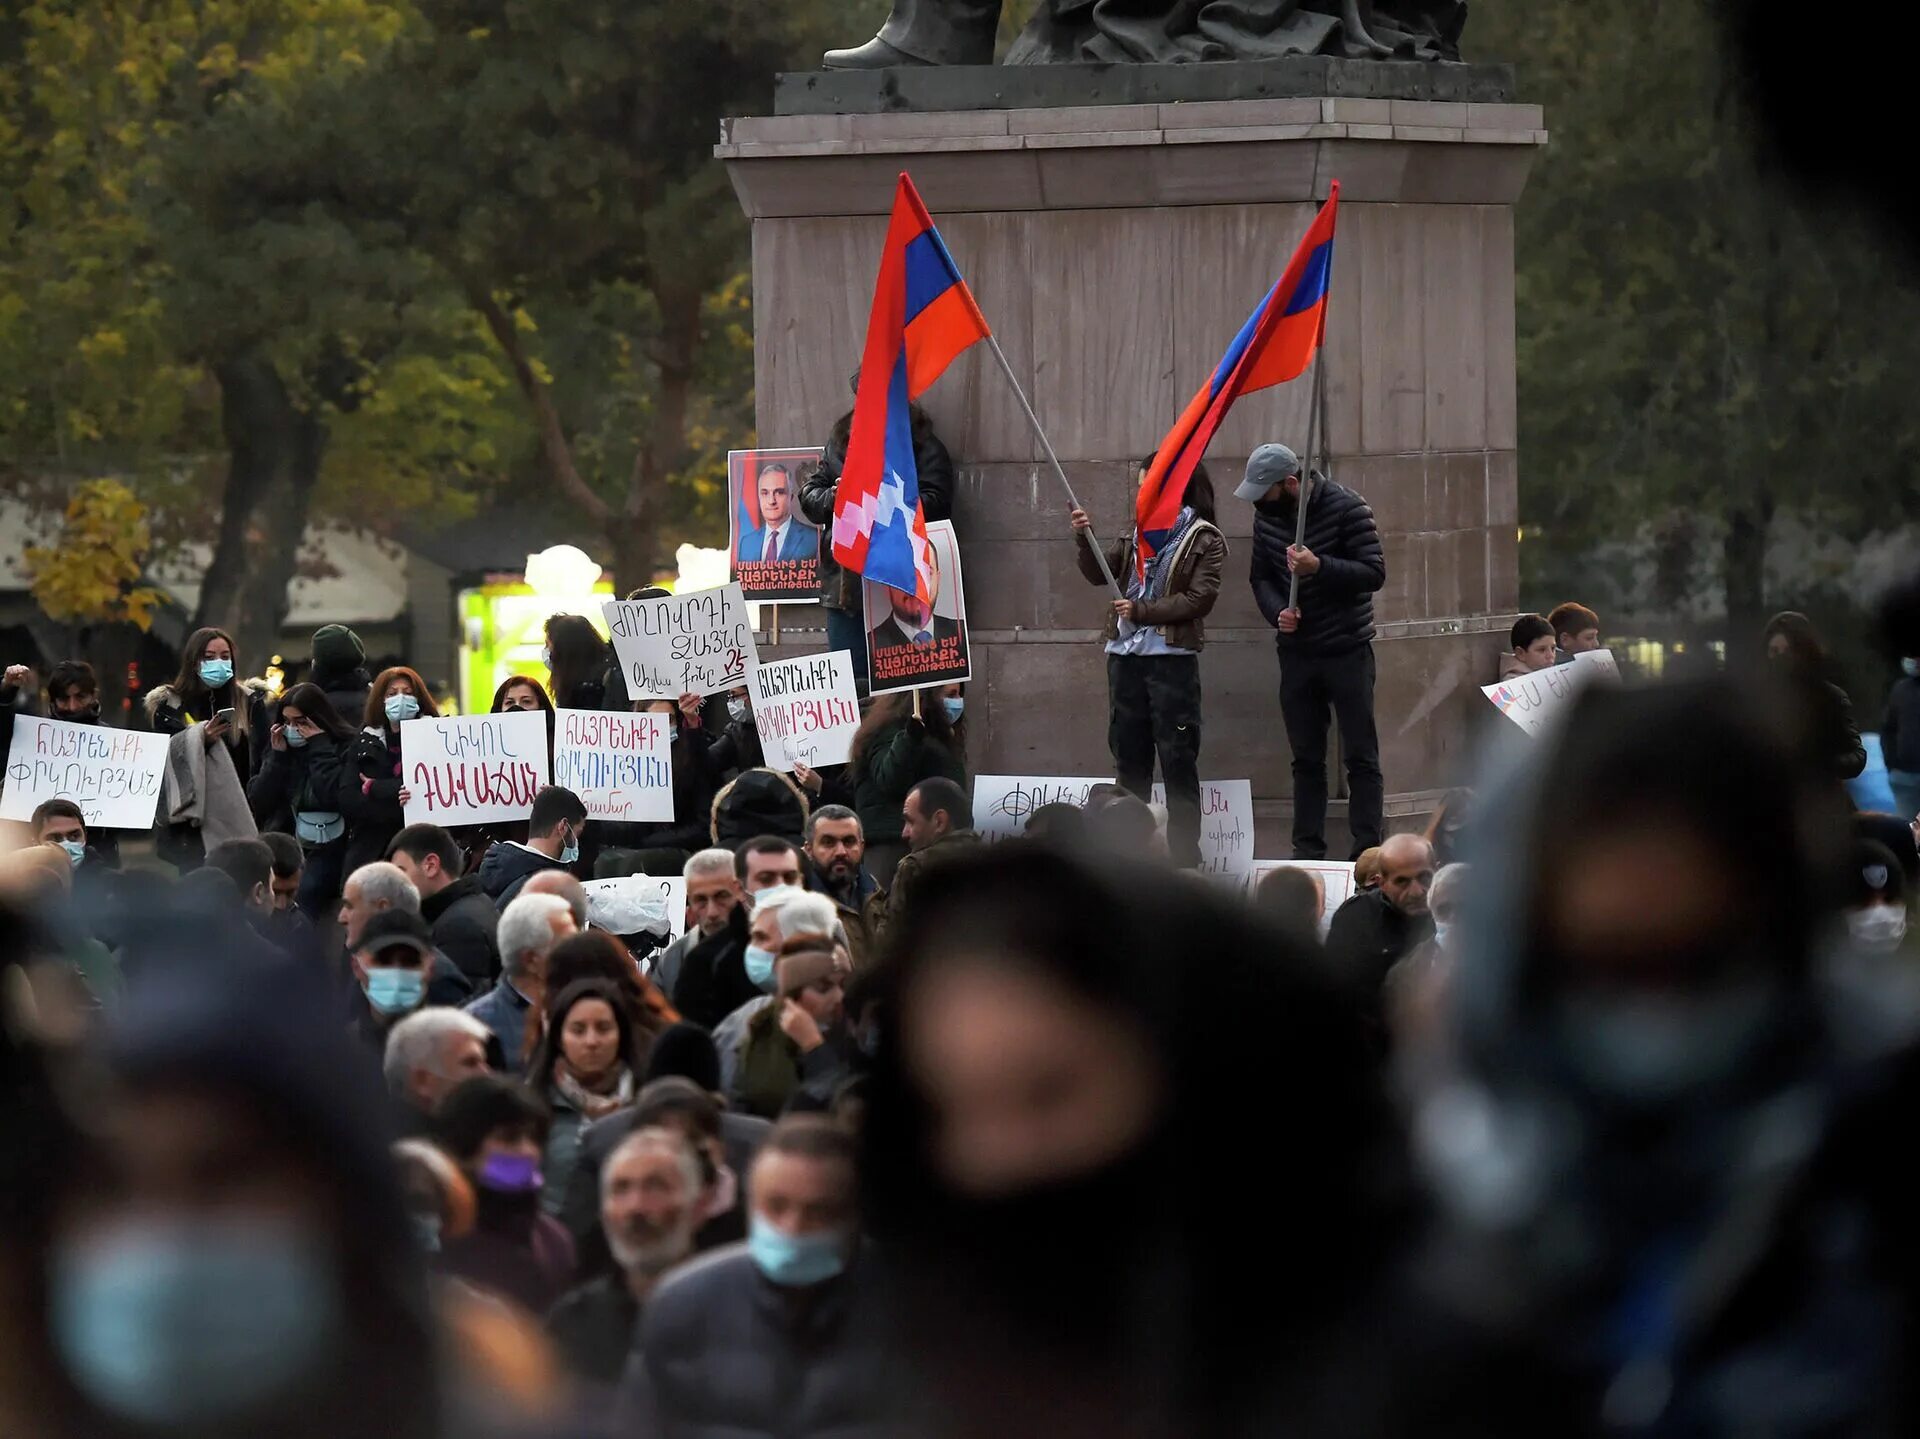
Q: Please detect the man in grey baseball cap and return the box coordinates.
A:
[1242,442,1388,860]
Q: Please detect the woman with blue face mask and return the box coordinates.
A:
[246,683,357,918]
[339,666,441,877]
[146,626,269,871]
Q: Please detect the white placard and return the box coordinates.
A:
[603,583,759,701]
[1482,648,1620,736]
[401,710,548,826]
[0,717,169,830]
[972,775,1113,843]
[750,651,861,772]
[1246,859,1358,933]
[582,874,686,941]
[552,709,673,823]
[1151,778,1254,880]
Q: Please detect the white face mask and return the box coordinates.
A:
[1848,905,1909,953]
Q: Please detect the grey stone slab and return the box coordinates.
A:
[1486,450,1518,529]
[1389,99,1469,127]
[1482,211,1518,449]
[1322,97,1392,124]
[725,114,853,145]
[1428,452,1490,532]
[846,110,1011,140]
[1422,206,1489,452]
[773,60,1516,117]
[1021,128,1164,150]
[1352,205,1426,455]
[1012,103,1161,133]
[1467,102,1543,131]
[1159,97,1325,129]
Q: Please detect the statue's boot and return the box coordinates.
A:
[824,0,1001,69]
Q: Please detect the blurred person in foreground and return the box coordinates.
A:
[1402,679,1920,1433]
[547,1126,705,1391]
[626,1114,886,1437]
[865,845,1401,1437]
[47,948,445,1439]
[1254,864,1325,945]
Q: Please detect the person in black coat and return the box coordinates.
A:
[669,903,760,1031]
[247,682,357,917]
[1322,833,1436,1056]
[1241,443,1387,860]
[1764,611,1868,782]
[388,822,502,990]
[799,378,955,688]
[1,657,122,867]
[308,623,372,730]
[339,666,439,876]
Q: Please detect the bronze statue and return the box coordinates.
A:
[825,0,1467,69]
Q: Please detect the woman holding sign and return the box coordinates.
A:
[340,666,440,875]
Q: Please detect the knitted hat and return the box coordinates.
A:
[643,1022,723,1093]
[311,623,365,671]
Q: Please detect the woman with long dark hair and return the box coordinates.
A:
[525,979,642,1220]
[846,684,967,882]
[340,666,440,876]
[464,675,558,859]
[247,682,356,916]
[544,615,609,711]
[1764,610,1868,781]
[146,626,270,868]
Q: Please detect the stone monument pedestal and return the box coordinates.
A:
[719,69,1545,856]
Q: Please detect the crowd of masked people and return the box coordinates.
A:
[9,590,1920,1437]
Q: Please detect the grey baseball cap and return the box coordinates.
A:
[1234,443,1303,501]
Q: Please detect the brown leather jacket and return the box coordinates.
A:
[1076,521,1228,652]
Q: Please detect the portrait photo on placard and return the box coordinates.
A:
[728,447,823,603]
[863,519,970,696]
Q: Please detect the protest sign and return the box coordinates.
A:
[401,710,548,827]
[0,717,168,829]
[973,775,1113,843]
[864,520,972,696]
[552,709,673,823]
[603,584,759,702]
[728,447,823,603]
[1482,648,1620,737]
[582,874,687,942]
[1150,778,1254,880]
[750,651,861,772]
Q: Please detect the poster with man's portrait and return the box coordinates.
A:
[728,447,823,603]
[863,520,972,696]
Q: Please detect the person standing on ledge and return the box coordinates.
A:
[1242,442,1386,861]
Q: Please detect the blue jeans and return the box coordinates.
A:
[296,835,348,920]
[825,607,870,693]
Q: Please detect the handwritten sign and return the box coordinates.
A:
[603,584,759,702]
[582,874,686,941]
[401,710,548,827]
[973,775,1112,843]
[750,651,861,772]
[1,717,169,830]
[1151,778,1254,880]
[1246,859,1357,933]
[552,710,673,823]
[1482,648,1620,737]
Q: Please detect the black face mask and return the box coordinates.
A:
[54,702,101,725]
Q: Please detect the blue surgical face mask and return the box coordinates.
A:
[1431,921,1452,951]
[52,1215,341,1429]
[558,825,580,866]
[197,658,234,688]
[1906,658,1920,679]
[943,697,965,722]
[383,692,420,725]
[58,838,87,869]
[283,726,309,749]
[748,1213,848,1288]
[364,965,425,1016]
[744,944,777,990]
[410,1213,442,1253]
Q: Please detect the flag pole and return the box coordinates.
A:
[1285,246,1338,613]
[981,332,1126,600]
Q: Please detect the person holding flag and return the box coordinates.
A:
[1069,462,1226,871]
[822,173,992,697]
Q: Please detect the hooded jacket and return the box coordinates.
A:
[799,405,955,612]
[477,839,571,908]
[1248,474,1385,658]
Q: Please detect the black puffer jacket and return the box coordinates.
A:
[799,405,955,612]
[1248,474,1386,658]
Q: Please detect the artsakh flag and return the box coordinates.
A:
[1135,181,1340,576]
[831,173,991,603]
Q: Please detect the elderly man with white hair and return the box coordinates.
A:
[546,1126,706,1388]
[650,849,743,1001]
[465,890,577,1074]
[383,1007,492,1129]
[711,886,843,1103]
[339,860,472,1007]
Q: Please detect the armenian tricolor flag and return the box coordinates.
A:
[831,173,991,603]
[1135,182,1341,576]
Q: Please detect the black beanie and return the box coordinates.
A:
[311,623,365,673]
[643,1022,723,1093]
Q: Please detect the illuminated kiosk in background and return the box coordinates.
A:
[454,543,740,715]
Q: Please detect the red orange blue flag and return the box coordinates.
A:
[1135,181,1341,576]
[831,173,991,603]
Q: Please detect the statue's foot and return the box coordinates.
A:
[1340,0,1395,57]
[823,35,936,69]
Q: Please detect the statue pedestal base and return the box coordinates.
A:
[719,89,1545,856]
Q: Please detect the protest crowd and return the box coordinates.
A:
[6,168,1920,1439]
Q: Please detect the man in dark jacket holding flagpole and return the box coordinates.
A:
[1243,442,1387,861]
